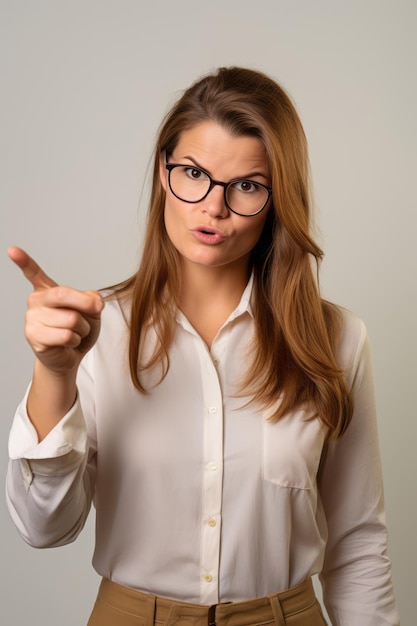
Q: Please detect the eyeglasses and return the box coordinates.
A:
[165,163,272,217]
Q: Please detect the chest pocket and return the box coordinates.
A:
[262,408,327,490]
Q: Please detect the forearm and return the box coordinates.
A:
[27,359,78,441]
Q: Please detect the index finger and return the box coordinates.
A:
[8,247,57,290]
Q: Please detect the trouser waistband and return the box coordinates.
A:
[94,577,319,626]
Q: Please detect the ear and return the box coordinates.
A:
[159,154,167,192]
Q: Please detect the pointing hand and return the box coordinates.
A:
[8,247,104,376]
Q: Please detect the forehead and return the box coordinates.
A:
[172,120,270,179]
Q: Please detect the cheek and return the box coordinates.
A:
[163,198,184,247]
[244,215,269,248]
[232,224,265,260]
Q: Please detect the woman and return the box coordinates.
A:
[7,67,399,625]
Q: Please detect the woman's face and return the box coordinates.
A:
[159,120,271,277]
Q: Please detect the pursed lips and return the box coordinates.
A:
[191,226,227,244]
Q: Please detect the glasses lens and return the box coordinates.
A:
[169,166,210,202]
[226,180,269,215]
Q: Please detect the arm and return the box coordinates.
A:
[318,320,399,625]
[6,247,102,547]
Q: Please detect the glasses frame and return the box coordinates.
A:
[165,163,272,217]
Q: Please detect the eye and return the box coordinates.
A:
[184,167,207,181]
[232,180,261,193]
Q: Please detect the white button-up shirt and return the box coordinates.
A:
[6,278,399,625]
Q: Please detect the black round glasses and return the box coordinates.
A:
[165,163,272,217]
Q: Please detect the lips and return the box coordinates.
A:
[192,225,226,245]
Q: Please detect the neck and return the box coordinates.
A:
[178,260,251,347]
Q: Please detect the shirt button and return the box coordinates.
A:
[204,574,213,583]
[212,357,219,366]
[207,518,216,527]
[21,460,32,480]
[208,406,217,414]
[208,461,217,471]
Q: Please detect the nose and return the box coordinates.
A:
[200,183,229,218]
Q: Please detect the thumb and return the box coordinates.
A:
[8,247,57,290]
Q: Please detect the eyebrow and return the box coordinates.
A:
[177,155,270,182]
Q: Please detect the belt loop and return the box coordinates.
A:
[145,593,156,626]
[208,604,216,626]
[269,594,286,626]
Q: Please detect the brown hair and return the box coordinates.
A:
[112,66,353,439]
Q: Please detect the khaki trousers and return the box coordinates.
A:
[87,577,327,626]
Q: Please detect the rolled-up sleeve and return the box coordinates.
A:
[6,360,96,549]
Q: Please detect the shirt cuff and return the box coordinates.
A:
[8,385,88,463]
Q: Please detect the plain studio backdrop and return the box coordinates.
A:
[1,1,415,624]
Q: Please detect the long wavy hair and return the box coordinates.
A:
[112,66,353,440]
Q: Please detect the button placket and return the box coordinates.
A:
[198,343,224,604]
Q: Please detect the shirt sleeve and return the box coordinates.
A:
[318,318,400,625]
[5,358,96,549]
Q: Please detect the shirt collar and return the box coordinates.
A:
[229,270,255,321]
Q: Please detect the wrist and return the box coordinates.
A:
[28,361,79,441]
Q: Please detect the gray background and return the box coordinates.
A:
[1,1,415,624]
